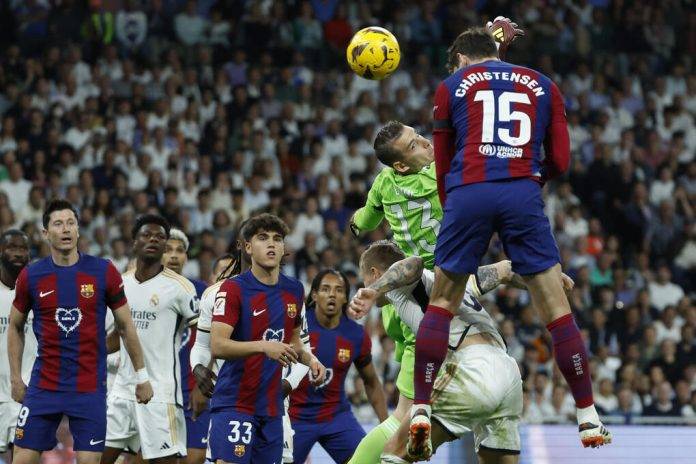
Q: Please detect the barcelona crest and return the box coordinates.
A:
[15,428,23,440]
[338,348,351,363]
[287,303,297,318]
[234,445,245,457]
[80,284,94,298]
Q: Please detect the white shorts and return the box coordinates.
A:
[282,412,294,463]
[0,401,21,452]
[105,396,187,459]
[431,344,523,453]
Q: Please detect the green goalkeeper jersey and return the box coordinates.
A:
[353,163,442,269]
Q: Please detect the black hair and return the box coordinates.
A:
[241,213,290,241]
[373,120,406,168]
[360,240,407,272]
[0,229,29,246]
[213,253,237,282]
[306,269,351,312]
[131,214,171,240]
[447,27,498,73]
[42,198,79,229]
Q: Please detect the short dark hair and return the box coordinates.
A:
[447,27,498,72]
[42,199,79,228]
[373,121,406,168]
[306,268,351,311]
[360,240,406,272]
[242,213,290,241]
[0,229,29,246]
[131,214,171,240]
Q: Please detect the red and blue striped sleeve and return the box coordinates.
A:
[541,81,570,182]
[12,267,30,313]
[104,262,127,309]
[212,280,241,327]
[433,81,455,205]
[354,330,372,368]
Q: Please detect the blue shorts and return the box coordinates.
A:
[291,411,365,464]
[436,179,560,276]
[208,410,282,463]
[14,387,106,452]
[185,407,211,449]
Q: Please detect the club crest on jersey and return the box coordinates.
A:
[286,303,297,318]
[80,284,95,298]
[234,445,245,457]
[338,348,351,363]
[55,307,82,336]
[150,294,159,307]
[14,428,23,440]
[263,328,285,342]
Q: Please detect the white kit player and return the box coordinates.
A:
[102,215,199,464]
[350,241,572,463]
[0,230,36,456]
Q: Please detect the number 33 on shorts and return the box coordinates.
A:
[207,411,284,463]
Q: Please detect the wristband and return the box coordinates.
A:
[136,368,149,384]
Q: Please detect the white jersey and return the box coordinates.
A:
[0,281,37,402]
[111,268,198,405]
[386,269,505,350]
[195,280,224,372]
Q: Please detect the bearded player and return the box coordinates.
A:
[0,230,35,459]
[408,26,610,458]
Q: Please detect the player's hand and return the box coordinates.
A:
[496,260,513,283]
[263,341,298,367]
[189,385,209,420]
[135,380,154,404]
[193,364,217,398]
[486,16,525,45]
[348,287,378,320]
[561,273,575,292]
[11,378,26,404]
[307,357,327,387]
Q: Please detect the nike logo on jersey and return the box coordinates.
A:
[252,308,266,316]
[89,439,104,445]
[39,290,54,298]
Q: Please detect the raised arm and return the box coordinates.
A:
[350,178,386,236]
[433,82,455,205]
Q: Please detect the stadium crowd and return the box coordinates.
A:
[0,0,693,446]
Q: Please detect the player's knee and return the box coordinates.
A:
[11,447,41,464]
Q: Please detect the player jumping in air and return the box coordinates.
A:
[102,215,199,464]
[0,230,35,460]
[288,269,388,464]
[8,199,152,464]
[351,241,542,463]
[348,17,524,464]
[408,27,611,459]
[162,228,209,464]
[208,214,326,464]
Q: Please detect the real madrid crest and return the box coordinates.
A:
[150,294,159,307]
[234,444,245,457]
[338,348,351,363]
[286,303,297,318]
[80,284,95,298]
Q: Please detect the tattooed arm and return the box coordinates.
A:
[348,256,424,319]
[472,260,526,296]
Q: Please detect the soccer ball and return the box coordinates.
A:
[346,27,400,80]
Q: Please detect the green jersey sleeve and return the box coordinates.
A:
[352,172,386,232]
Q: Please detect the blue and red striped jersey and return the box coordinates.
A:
[12,254,127,393]
[210,270,305,417]
[433,59,570,198]
[179,278,207,405]
[289,310,371,423]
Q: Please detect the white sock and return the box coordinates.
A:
[410,403,432,419]
[381,454,410,464]
[576,404,600,425]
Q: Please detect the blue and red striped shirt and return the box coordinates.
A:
[289,310,371,423]
[210,270,304,417]
[433,59,570,202]
[13,254,127,393]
